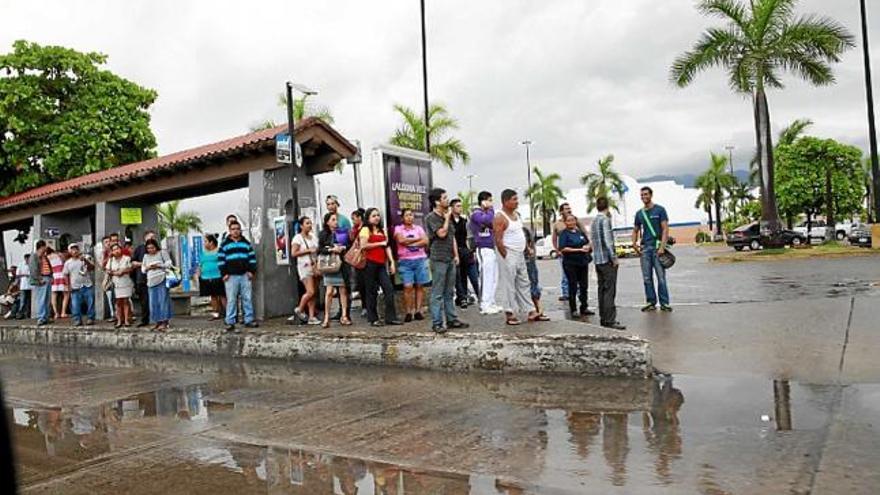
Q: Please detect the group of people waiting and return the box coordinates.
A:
[7,184,672,334]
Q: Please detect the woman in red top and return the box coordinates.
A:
[358,208,401,327]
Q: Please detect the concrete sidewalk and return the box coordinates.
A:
[0,314,652,377]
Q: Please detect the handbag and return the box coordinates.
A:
[101,272,114,291]
[317,252,342,274]
[344,236,367,270]
[640,208,675,269]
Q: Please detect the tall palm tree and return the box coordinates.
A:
[526,166,564,237]
[389,103,470,169]
[275,93,335,124]
[728,180,754,222]
[749,118,813,186]
[157,200,203,238]
[580,154,626,212]
[695,176,716,233]
[696,153,736,237]
[671,0,854,231]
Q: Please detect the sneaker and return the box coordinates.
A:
[85,320,95,326]
[660,305,673,312]
[73,321,83,327]
[448,320,469,329]
[414,312,425,321]
[37,320,48,326]
[432,325,448,334]
[226,324,236,332]
[307,317,322,326]
[558,296,569,301]
[603,322,627,330]
[481,306,501,315]
[640,304,656,312]
[580,309,596,317]
[370,321,385,328]
[404,314,413,323]
[244,321,259,328]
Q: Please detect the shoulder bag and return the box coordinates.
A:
[640,209,676,269]
[343,234,367,270]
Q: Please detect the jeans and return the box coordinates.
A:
[455,252,480,304]
[430,260,458,328]
[595,262,619,326]
[148,283,172,323]
[640,247,669,306]
[70,286,96,324]
[15,289,30,318]
[559,257,569,297]
[363,262,397,323]
[563,262,589,314]
[224,275,255,325]
[526,258,541,300]
[35,276,52,323]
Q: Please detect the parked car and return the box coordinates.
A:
[848,222,873,248]
[727,222,807,251]
[793,220,852,241]
[534,237,558,259]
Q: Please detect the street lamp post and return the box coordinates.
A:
[520,140,535,233]
[860,0,880,220]
[726,144,736,221]
[285,82,317,222]
[420,0,431,154]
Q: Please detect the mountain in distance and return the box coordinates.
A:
[638,170,750,188]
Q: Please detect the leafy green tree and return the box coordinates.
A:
[749,118,813,186]
[727,179,755,223]
[580,154,626,212]
[671,0,854,231]
[157,200,203,238]
[0,40,157,195]
[526,166,564,237]
[457,190,476,214]
[275,93,335,124]
[776,137,865,239]
[390,103,469,169]
[696,153,736,236]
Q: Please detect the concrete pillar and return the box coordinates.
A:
[0,232,8,293]
[247,166,318,320]
[30,214,44,317]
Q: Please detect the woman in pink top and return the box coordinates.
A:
[393,208,429,322]
[47,247,70,319]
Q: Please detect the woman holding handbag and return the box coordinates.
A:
[291,216,320,325]
[141,238,173,331]
[318,213,351,328]
[358,208,402,327]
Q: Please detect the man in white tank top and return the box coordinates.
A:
[493,189,545,325]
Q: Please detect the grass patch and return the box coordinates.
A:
[712,241,877,263]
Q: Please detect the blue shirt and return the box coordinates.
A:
[558,228,591,266]
[199,249,221,280]
[634,205,668,248]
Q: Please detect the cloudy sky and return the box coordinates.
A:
[2,0,878,234]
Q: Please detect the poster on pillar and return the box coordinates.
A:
[273,216,290,265]
[383,152,432,229]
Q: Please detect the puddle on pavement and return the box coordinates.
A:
[3,350,877,494]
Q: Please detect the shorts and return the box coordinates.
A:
[398,258,430,286]
[526,259,541,299]
[199,278,225,297]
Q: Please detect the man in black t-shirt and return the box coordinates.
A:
[450,198,479,308]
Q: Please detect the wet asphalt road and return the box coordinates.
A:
[3,247,880,494]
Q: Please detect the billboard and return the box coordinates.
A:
[383,152,432,229]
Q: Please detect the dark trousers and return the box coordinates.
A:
[455,255,480,304]
[562,262,589,315]
[136,283,150,324]
[595,262,618,326]
[363,261,397,323]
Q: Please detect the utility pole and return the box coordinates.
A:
[420,0,431,154]
[520,140,535,233]
[285,82,299,221]
[726,144,736,220]
[860,0,880,220]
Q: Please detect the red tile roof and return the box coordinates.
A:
[0,117,343,211]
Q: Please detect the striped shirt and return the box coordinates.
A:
[589,213,616,265]
[218,236,257,276]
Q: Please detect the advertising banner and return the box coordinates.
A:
[383,152,432,229]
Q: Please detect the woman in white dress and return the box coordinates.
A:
[291,216,320,325]
[106,243,134,328]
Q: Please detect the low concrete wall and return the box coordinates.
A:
[0,325,652,377]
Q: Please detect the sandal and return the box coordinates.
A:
[340,317,352,326]
[321,320,330,329]
[529,314,551,322]
[505,318,522,326]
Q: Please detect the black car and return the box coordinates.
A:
[726,222,806,251]
[849,222,873,248]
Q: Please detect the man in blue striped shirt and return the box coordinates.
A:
[589,197,625,330]
[218,221,258,332]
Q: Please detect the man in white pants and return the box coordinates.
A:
[493,189,548,326]
[470,191,501,314]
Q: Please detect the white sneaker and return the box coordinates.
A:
[481,306,501,315]
[307,317,322,325]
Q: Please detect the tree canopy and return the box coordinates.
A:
[157,200,203,238]
[0,40,158,195]
[581,154,625,212]
[775,137,865,225]
[526,166,564,237]
[389,103,469,169]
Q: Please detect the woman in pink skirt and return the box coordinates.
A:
[47,247,70,319]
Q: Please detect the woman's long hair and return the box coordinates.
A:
[363,207,384,232]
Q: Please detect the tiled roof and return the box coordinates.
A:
[0,117,341,210]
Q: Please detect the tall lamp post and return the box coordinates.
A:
[420,0,431,154]
[285,82,317,222]
[860,0,880,221]
[520,140,535,233]
[726,144,736,220]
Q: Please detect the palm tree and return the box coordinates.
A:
[249,119,277,132]
[275,93,335,124]
[526,166,564,237]
[696,153,736,237]
[580,154,626,212]
[671,0,854,231]
[389,103,470,169]
[749,118,813,185]
[157,200,203,238]
[695,176,716,233]
[728,180,754,223]
[457,190,476,214]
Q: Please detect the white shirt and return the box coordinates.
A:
[499,210,526,252]
[18,264,31,290]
